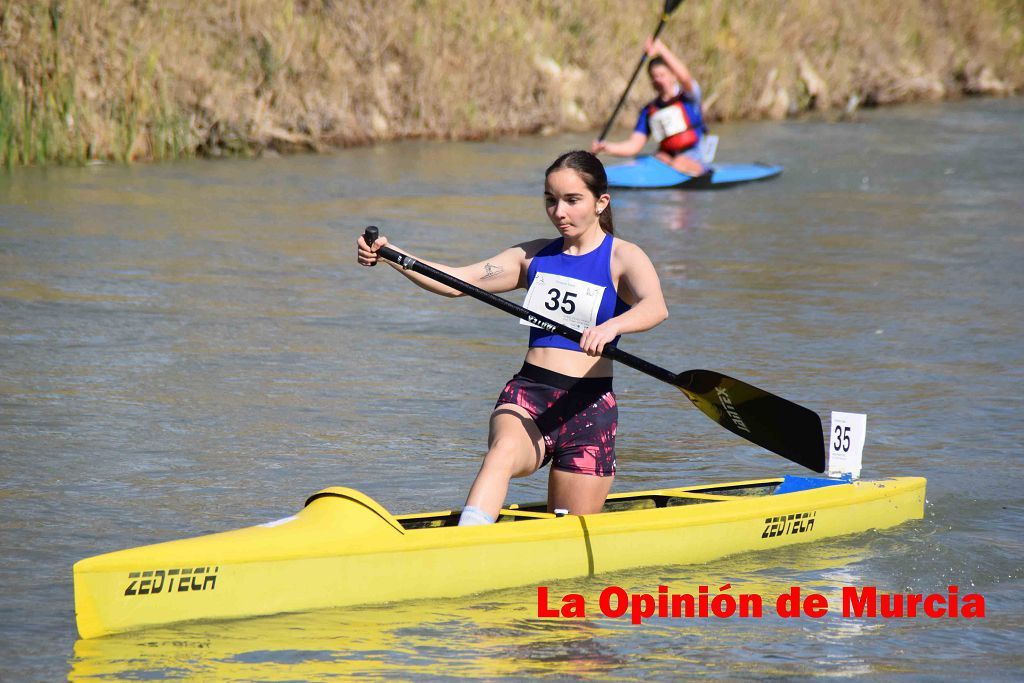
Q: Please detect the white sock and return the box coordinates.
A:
[458,505,495,526]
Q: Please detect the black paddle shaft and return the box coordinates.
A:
[597,0,687,141]
[361,226,826,472]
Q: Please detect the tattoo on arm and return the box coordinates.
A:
[480,262,504,281]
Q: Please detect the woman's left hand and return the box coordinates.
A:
[579,322,621,357]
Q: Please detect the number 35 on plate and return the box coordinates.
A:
[828,411,866,479]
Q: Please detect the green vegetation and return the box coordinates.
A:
[1,0,1021,166]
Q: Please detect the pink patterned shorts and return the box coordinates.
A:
[495,363,617,477]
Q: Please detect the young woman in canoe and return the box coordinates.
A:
[591,38,709,177]
[357,150,668,525]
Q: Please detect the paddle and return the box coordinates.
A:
[597,0,688,142]
[361,227,826,472]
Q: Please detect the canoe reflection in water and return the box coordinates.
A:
[70,539,887,681]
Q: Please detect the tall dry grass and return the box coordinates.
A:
[1,0,1021,166]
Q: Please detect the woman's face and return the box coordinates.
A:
[648,63,677,97]
[544,168,609,238]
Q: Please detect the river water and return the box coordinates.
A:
[1,97,1022,681]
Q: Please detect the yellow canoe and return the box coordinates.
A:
[73,475,925,639]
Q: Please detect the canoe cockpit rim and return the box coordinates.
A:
[302,477,803,533]
[298,477,878,533]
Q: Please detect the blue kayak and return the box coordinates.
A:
[606,156,783,190]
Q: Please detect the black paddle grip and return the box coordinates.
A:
[363,226,379,252]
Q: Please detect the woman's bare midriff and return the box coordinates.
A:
[524,346,615,378]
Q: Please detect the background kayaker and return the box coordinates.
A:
[591,38,710,177]
[357,150,668,525]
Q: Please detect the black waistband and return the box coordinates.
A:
[516,363,613,393]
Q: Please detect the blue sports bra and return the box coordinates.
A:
[525,234,631,351]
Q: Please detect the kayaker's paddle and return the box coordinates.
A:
[596,0,687,142]
[361,227,826,472]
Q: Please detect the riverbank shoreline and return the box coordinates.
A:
[2,0,1021,167]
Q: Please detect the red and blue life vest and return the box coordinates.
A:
[635,86,706,155]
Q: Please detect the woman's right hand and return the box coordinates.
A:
[357,233,388,267]
[590,139,607,154]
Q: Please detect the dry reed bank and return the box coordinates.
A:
[1,0,1021,166]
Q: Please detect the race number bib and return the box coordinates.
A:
[520,272,605,332]
[648,105,688,142]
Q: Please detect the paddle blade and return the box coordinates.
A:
[675,370,826,472]
[665,0,686,15]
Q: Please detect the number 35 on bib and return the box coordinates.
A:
[520,272,606,332]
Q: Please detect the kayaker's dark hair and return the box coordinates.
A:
[647,56,667,76]
[545,150,614,235]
